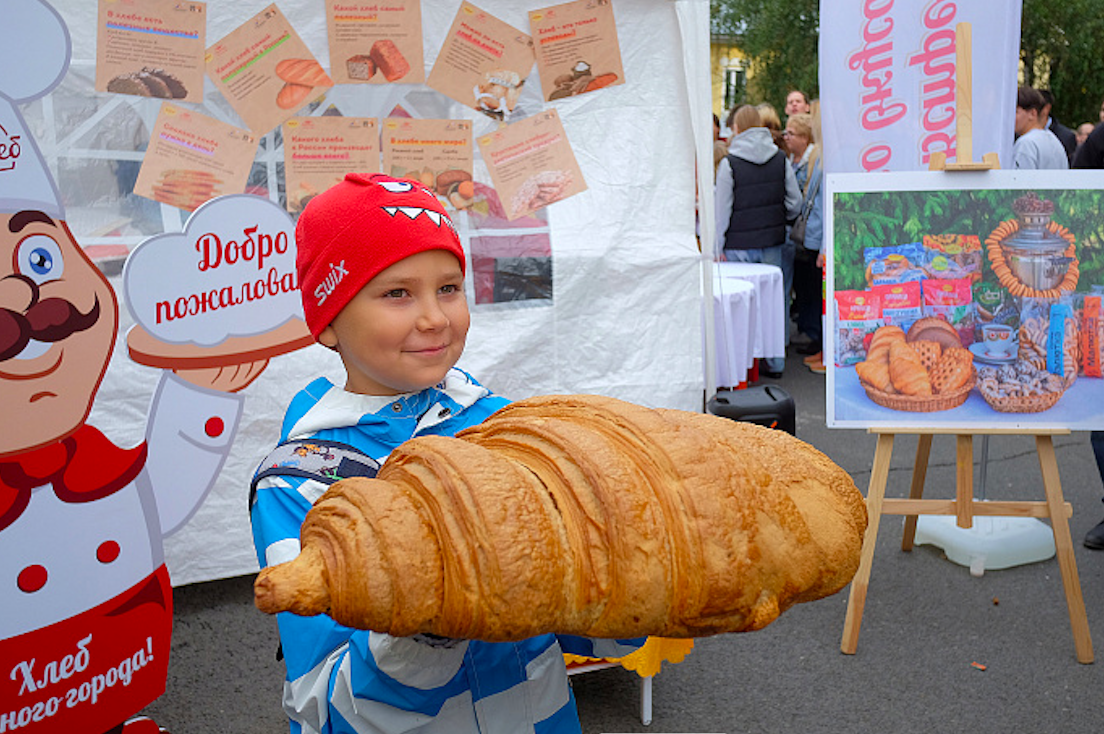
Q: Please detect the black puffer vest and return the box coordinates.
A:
[723,151,787,251]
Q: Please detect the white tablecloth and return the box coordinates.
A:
[709,278,757,386]
[712,261,786,374]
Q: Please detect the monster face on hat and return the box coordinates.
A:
[295,173,466,338]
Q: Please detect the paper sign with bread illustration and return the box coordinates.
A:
[206,4,333,134]
[0,4,294,730]
[426,3,536,122]
[96,0,206,104]
[530,0,626,102]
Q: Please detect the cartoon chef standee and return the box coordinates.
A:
[0,3,307,732]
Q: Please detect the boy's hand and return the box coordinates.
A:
[173,358,270,393]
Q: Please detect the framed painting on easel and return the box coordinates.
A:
[826,169,1104,431]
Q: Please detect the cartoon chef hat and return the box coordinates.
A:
[0,0,71,220]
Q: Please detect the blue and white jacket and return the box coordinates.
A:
[250,368,643,734]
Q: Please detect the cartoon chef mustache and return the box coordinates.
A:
[0,282,101,361]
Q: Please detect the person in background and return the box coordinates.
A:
[1076,122,1095,148]
[1069,125,1104,548]
[1013,87,1069,170]
[1038,89,1077,163]
[784,90,811,118]
[784,112,824,371]
[713,112,729,179]
[1073,121,1104,168]
[757,102,788,153]
[714,105,801,379]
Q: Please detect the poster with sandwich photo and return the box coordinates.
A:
[827,170,1104,430]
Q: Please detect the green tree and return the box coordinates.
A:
[710,0,819,111]
[1020,0,1104,126]
[712,0,1104,125]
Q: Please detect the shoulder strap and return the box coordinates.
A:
[249,438,381,510]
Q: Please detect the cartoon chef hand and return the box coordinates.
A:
[173,357,270,393]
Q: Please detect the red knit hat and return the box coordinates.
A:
[296,173,465,337]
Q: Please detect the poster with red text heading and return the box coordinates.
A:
[818,0,1020,173]
[133,103,258,212]
[426,1,535,121]
[205,4,334,135]
[283,116,380,213]
[476,108,586,220]
[96,0,206,104]
[325,0,424,85]
[381,117,474,209]
[529,0,625,102]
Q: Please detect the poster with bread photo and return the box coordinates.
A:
[477,108,586,220]
[283,116,380,213]
[134,102,258,211]
[381,117,474,210]
[205,3,333,134]
[325,0,423,85]
[826,170,1104,430]
[425,1,535,122]
[529,0,624,102]
[96,0,206,104]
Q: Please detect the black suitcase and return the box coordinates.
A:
[707,385,796,435]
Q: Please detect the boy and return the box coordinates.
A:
[250,173,642,734]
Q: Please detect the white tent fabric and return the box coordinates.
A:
[38,0,710,585]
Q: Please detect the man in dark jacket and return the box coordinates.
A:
[1039,89,1078,164]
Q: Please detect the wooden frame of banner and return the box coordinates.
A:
[839,22,1093,664]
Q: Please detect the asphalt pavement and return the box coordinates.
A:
[142,349,1104,734]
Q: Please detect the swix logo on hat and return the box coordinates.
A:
[315,260,348,306]
[296,173,467,338]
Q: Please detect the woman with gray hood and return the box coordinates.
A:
[714,104,802,378]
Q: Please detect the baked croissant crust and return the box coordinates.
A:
[889,340,933,396]
[254,395,867,641]
[856,358,894,393]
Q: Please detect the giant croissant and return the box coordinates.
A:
[254,395,867,641]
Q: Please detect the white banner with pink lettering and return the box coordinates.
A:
[819,0,1021,173]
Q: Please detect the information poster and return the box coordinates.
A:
[325,0,424,85]
[477,108,585,220]
[426,1,535,121]
[96,0,206,104]
[530,0,624,101]
[205,4,334,134]
[381,117,474,208]
[134,102,259,211]
[827,170,1104,430]
[283,116,380,212]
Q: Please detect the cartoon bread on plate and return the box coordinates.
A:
[0,3,307,731]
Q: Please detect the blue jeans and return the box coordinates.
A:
[723,243,794,373]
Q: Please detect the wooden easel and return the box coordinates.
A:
[840,428,1093,663]
[839,22,1094,664]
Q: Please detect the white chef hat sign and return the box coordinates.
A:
[0,0,71,220]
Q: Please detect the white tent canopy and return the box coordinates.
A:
[36,0,713,584]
